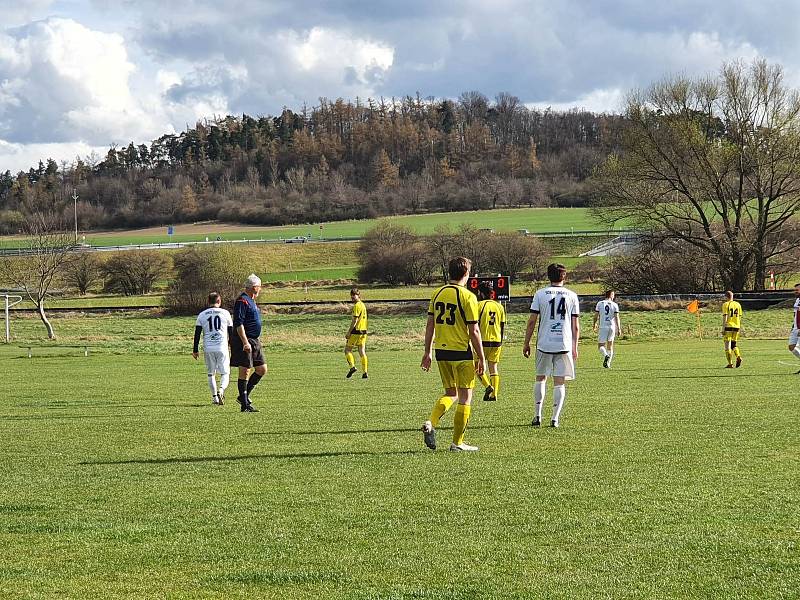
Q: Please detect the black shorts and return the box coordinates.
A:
[230,337,265,368]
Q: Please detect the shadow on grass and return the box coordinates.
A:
[640,372,786,380]
[80,449,424,466]
[248,423,532,436]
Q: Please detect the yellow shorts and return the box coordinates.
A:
[483,346,503,364]
[723,330,739,342]
[347,334,367,347]
[437,360,475,390]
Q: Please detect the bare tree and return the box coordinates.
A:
[594,59,800,291]
[0,214,75,339]
[63,252,102,295]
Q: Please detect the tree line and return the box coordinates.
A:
[0,92,625,234]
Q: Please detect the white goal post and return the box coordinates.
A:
[2,294,23,343]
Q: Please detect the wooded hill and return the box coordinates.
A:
[0,92,625,233]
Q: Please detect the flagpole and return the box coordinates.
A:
[697,309,702,340]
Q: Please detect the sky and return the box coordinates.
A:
[1,0,799,173]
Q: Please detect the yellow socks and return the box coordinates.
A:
[725,350,733,365]
[452,403,472,446]
[490,374,500,399]
[360,355,368,373]
[733,347,741,359]
[430,395,455,428]
[346,352,355,368]
[479,372,490,388]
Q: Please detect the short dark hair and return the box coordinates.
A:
[604,289,614,298]
[208,292,221,305]
[547,263,567,283]
[477,281,493,299]
[448,256,472,281]
[350,287,360,296]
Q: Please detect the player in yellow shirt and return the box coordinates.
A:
[721,290,743,368]
[421,257,486,452]
[345,287,369,379]
[476,282,506,402]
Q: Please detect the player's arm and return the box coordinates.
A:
[346,313,358,339]
[592,309,599,331]
[421,315,435,371]
[192,325,202,359]
[571,314,580,359]
[233,299,251,352]
[227,325,234,347]
[615,312,622,338]
[523,312,538,358]
[721,311,727,332]
[469,322,485,376]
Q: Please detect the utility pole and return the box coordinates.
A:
[72,189,78,243]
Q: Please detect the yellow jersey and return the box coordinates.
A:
[351,300,368,334]
[478,299,505,346]
[722,300,742,330]
[428,284,479,360]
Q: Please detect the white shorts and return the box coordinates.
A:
[598,327,616,343]
[790,329,799,346]
[204,350,230,375]
[535,350,575,380]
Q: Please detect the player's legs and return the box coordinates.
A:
[344,342,357,378]
[723,333,733,367]
[357,342,368,377]
[552,375,566,427]
[606,340,615,366]
[533,375,547,426]
[423,362,458,450]
[204,352,219,402]
[451,387,475,450]
[237,365,251,405]
[451,361,477,450]
[789,328,800,360]
[488,361,500,400]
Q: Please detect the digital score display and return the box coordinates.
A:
[466,276,511,302]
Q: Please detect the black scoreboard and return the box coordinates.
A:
[466,275,511,302]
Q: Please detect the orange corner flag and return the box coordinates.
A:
[687,299,699,313]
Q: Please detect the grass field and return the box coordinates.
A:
[2,310,799,598]
[0,207,620,248]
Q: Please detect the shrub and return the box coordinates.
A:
[165,245,250,314]
[483,233,549,282]
[602,239,720,294]
[102,251,170,296]
[63,252,102,295]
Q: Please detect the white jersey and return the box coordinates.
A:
[595,299,620,331]
[793,298,800,331]
[530,285,580,353]
[196,307,233,353]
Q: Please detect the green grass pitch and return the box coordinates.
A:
[1,311,798,598]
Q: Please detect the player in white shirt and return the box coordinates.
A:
[192,292,234,405]
[593,290,621,369]
[788,283,800,373]
[523,263,580,428]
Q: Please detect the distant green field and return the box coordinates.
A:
[0,207,620,248]
[1,310,797,598]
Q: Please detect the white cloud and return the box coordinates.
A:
[527,88,626,114]
[0,139,107,173]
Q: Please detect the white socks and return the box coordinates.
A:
[599,346,608,357]
[792,347,800,359]
[552,384,566,424]
[207,374,218,398]
[219,372,230,394]
[533,380,546,418]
